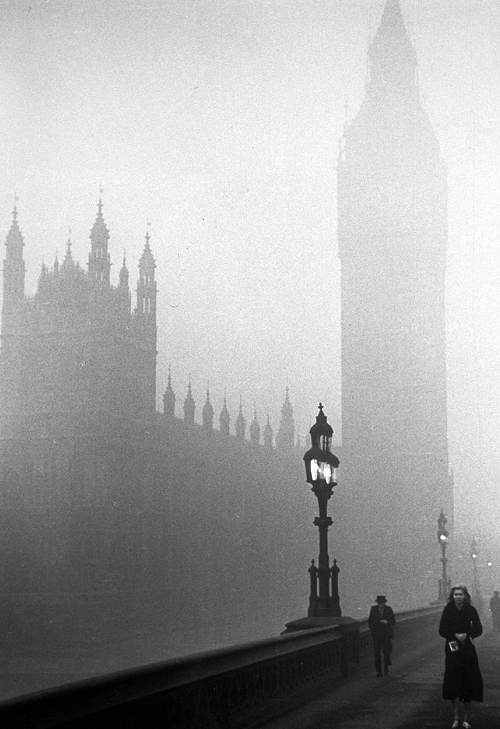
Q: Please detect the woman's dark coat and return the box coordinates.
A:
[438,600,483,702]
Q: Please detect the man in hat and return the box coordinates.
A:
[489,590,500,632]
[368,595,396,677]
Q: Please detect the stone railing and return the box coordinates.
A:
[0,605,441,729]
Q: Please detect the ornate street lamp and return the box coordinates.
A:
[303,403,341,618]
[437,509,450,601]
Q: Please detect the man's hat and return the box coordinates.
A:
[375,595,387,603]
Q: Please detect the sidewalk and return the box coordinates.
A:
[261,630,500,728]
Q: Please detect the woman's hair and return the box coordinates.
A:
[447,585,472,603]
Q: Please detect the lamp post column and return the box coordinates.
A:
[440,540,448,599]
[312,483,335,617]
[437,510,450,602]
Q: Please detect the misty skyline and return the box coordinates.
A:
[2,0,500,565]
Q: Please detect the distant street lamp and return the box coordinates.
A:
[471,537,479,600]
[487,560,493,594]
[303,403,341,618]
[437,509,450,601]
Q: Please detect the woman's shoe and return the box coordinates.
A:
[462,722,471,729]
[452,721,460,729]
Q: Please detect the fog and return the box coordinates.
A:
[2,0,500,693]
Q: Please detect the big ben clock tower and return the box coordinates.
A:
[336,0,453,608]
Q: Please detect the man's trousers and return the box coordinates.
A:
[372,635,392,674]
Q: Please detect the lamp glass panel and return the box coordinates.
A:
[311,459,333,484]
[319,435,331,452]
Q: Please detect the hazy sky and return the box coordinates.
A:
[2,0,500,577]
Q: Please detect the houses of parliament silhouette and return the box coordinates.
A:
[0,0,453,649]
[0,197,305,647]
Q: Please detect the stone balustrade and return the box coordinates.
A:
[0,605,441,729]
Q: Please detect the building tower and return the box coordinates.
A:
[135,227,158,415]
[1,201,26,422]
[337,0,453,609]
[88,197,111,290]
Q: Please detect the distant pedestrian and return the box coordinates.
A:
[489,590,500,632]
[368,595,396,677]
[439,585,483,729]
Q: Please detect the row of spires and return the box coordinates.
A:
[163,374,299,449]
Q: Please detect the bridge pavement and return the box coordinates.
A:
[262,627,500,729]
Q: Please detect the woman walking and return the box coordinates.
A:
[439,585,483,728]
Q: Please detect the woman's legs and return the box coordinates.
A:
[463,701,471,725]
[451,699,471,727]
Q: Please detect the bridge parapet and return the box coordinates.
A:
[0,605,442,729]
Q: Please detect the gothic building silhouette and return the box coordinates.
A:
[0,197,297,448]
[336,0,454,606]
[0,199,304,651]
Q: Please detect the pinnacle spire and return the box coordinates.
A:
[65,227,72,256]
[95,193,105,224]
[235,398,246,440]
[263,412,273,449]
[163,366,176,418]
[90,192,110,243]
[183,378,195,424]
[276,386,295,450]
[249,403,260,445]
[139,224,155,266]
[219,389,231,436]
[368,0,417,87]
[61,228,75,274]
[5,197,25,254]
[202,383,214,430]
[119,251,128,276]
